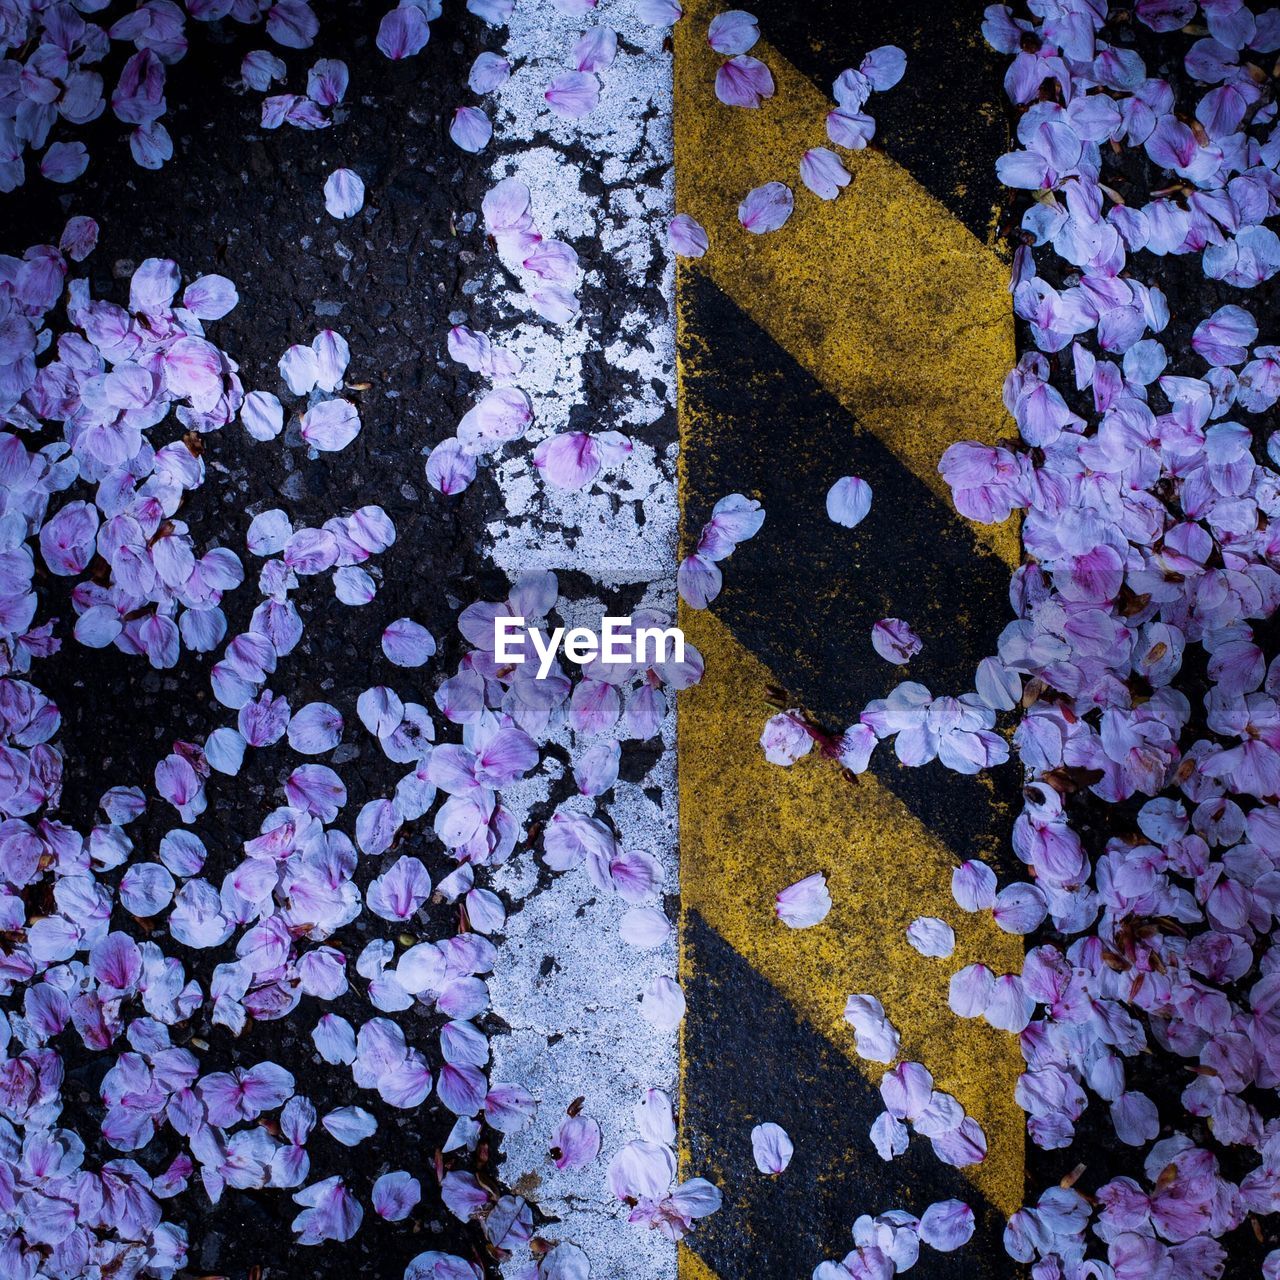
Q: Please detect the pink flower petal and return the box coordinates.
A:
[738,181,793,233]
[668,213,709,257]
[750,1121,794,1174]
[775,872,832,928]
[707,9,759,55]
[324,168,365,218]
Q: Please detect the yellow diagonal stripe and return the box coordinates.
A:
[678,1245,725,1280]
[672,2,1018,570]
[679,607,1025,1219]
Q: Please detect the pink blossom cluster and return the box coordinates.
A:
[457,574,701,796]
[426,575,725,1247]
[929,0,1280,1273]
[1,0,323,190]
[430,0,730,1244]
[7,245,246,674]
[741,1,1280,1272]
[435,570,726,1237]
[812,1199,976,1279]
[605,1087,722,1241]
[256,54,348,132]
[668,19,906,241]
[0,228,559,1273]
[431,172,632,498]
[677,491,766,609]
[866,1058,988,1169]
[272,328,363,453]
[989,0,1280,290]
[0,2,730,1272]
[147,496,397,829]
[484,177,583,328]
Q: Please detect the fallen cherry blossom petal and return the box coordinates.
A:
[573,28,617,72]
[545,71,600,119]
[738,181,793,233]
[377,5,431,59]
[450,106,493,152]
[708,9,759,54]
[827,475,872,527]
[469,51,511,93]
[324,168,365,218]
[919,1199,975,1251]
[668,213,709,257]
[640,975,686,1030]
[751,1122,794,1174]
[775,872,832,928]
[715,55,774,108]
[905,917,955,958]
[800,146,851,199]
[871,618,922,664]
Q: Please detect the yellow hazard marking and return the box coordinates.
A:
[672,0,1019,571]
[678,608,1025,1219]
[678,1243,726,1280]
[672,0,1027,1244]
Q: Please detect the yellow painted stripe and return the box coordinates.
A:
[678,608,1025,1218]
[678,1245,725,1280]
[672,0,1019,570]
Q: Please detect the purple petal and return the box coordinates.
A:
[382,618,437,667]
[533,432,601,489]
[861,44,907,91]
[707,9,759,54]
[373,1171,421,1221]
[775,873,832,928]
[300,399,361,452]
[799,146,851,200]
[634,0,683,25]
[640,975,686,1029]
[738,181,793,234]
[871,617,922,664]
[573,28,618,73]
[426,438,477,494]
[919,1199,975,1251]
[677,553,722,609]
[450,106,493,153]
[367,855,433,920]
[668,213,709,258]
[905,916,955,958]
[554,1114,602,1168]
[469,52,511,93]
[750,1121,793,1174]
[826,475,872,527]
[242,390,285,441]
[377,6,431,59]
[545,71,600,119]
[827,108,876,149]
[324,168,365,219]
[715,55,774,108]
[41,141,89,183]
[183,274,239,320]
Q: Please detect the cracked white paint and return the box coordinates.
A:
[472,2,680,1277]
[482,8,678,587]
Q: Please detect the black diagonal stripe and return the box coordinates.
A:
[741,0,1008,242]
[683,911,1019,1279]
[681,268,1020,873]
